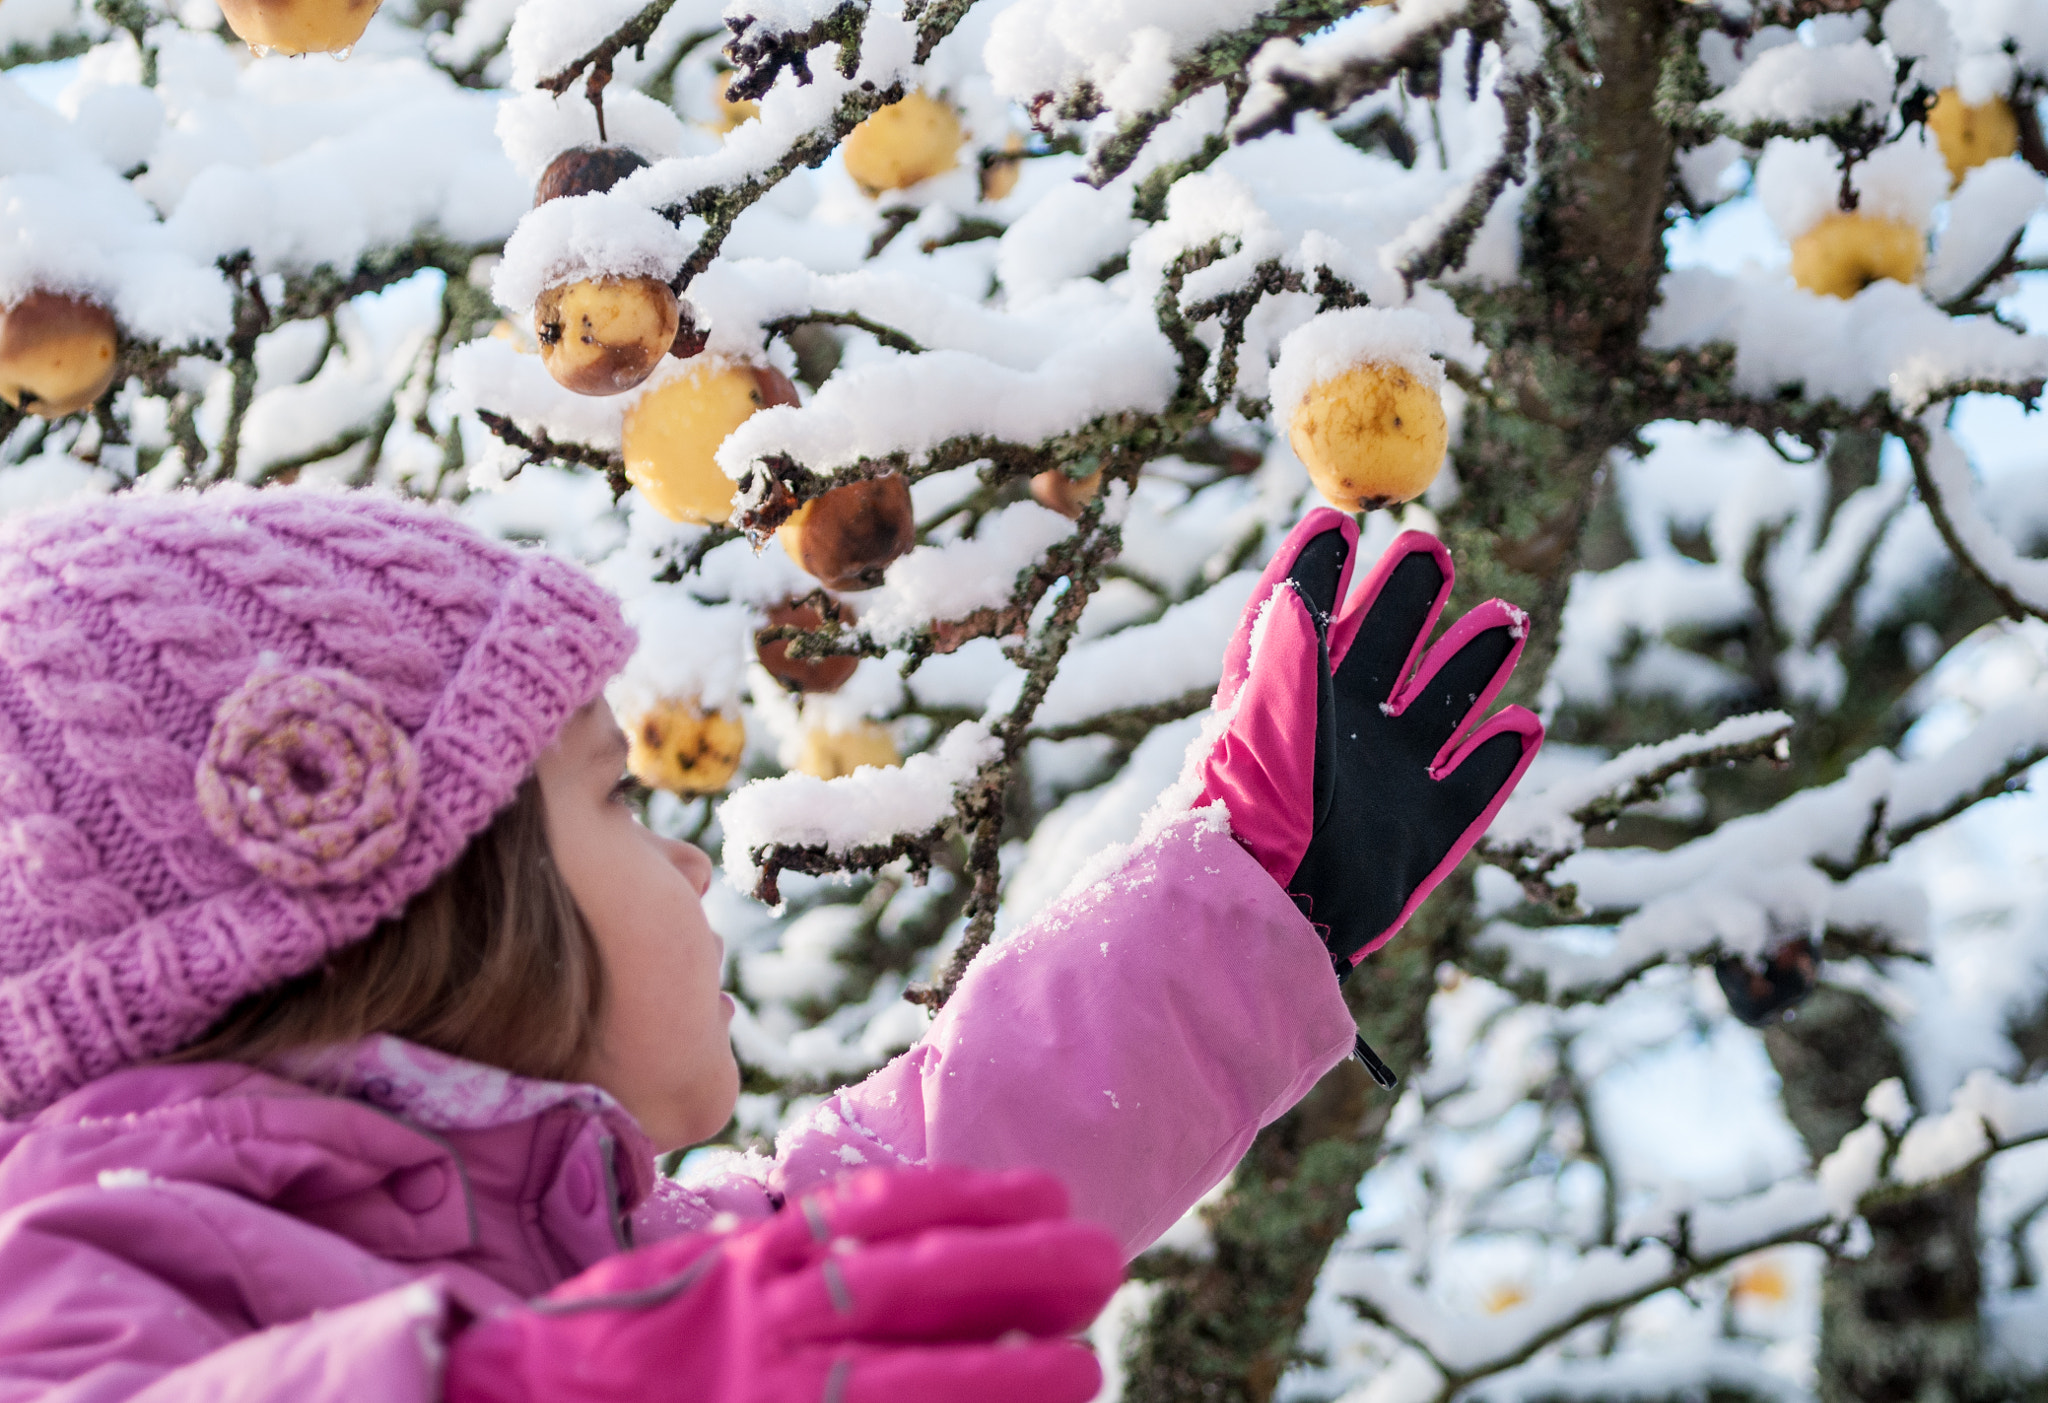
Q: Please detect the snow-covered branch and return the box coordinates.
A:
[1234,0,1510,142]
[1349,1064,2048,1400]
[1484,712,1795,891]
[1481,693,2048,1002]
[1906,415,2048,626]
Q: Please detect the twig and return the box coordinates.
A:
[534,0,678,142]
[476,409,628,494]
[764,311,925,354]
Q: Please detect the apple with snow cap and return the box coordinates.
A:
[623,359,800,524]
[217,0,383,55]
[1274,309,1452,513]
[535,277,680,397]
[779,476,917,591]
[797,720,900,780]
[842,91,964,195]
[1927,89,2018,187]
[1790,213,1923,299]
[758,599,859,694]
[0,291,120,419]
[1290,362,1447,512]
[625,698,746,796]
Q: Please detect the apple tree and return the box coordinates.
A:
[5,0,2048,1399]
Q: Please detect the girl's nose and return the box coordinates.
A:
[667,838,714,896]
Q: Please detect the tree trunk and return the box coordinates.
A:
[1118,4,1683,1396]
[1766,988,1990,1403]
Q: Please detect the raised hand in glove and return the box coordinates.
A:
[1197,509,1542,1014]
[444,1165,1121,1403]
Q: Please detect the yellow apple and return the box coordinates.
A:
[0,291,119,418]
[217,0,383,55]
[622,359,800,524]
[777,475,917,591]
[797,720,901,780]
[1289,361,1447,512]
[981,133,1026,202]
[1789,212,1924,299]
[1927,88,2019,186]
[534,276,680,397]
[842,91,962,195]
[712,72,759,133]
[625,698,746,795]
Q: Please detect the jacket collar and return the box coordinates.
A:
[269,1035,658,1209]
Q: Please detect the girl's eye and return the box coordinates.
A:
[610,774,640,804]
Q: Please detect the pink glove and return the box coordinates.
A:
[443,1165,1121,1403]
[1198,511,1542,1053]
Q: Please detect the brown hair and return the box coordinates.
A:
[171,778,605,1081]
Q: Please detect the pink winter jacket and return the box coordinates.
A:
[0,813,1356,1402]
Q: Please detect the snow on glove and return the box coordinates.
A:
[1197,509,1543,1013]
[443,1165,1122,1403]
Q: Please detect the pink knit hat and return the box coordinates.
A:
[0,488,636,1118]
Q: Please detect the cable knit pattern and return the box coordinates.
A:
[0,488,636,1118]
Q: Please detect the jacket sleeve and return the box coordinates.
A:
[763,810,1358,1257]
[0,1179,468,1403]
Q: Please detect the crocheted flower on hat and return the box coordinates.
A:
[195,659,421,889]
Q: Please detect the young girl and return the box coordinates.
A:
[0,488,1539,1402]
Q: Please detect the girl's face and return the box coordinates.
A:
[536,699,740,1153]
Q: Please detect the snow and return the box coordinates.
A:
[13,2,2048,1396]
[1916,418,2048,615]
[1644,269,2048,412]
[1703,39,1894,129]
[1925,158,2047,305]
[719,721,1000,899]
[1864,1076,1912,1130]
[858,501,1078,644]
[983,0,1268,113]
[1754,134,1949,242]
[716,306,1177,492]
[504,0,654,90]
[1266,306,1449,429]
[492,190,695,312]
[1817,1120,1887,1217]
[1894,1105,1992,1184]
[1031,570,1254,729]
[1488,711,1793,858]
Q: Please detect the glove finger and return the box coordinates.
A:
[1329,531,1451,703]
[763,1167,1073,1264]
[1426,708,1543,844]
[1194,584,1324,887]
[771,1339,1103,1403]
[1217,508,1356,709]
[1338,710,1542,969]
[768,1219,1124,1343]
[1386,598,1528,763]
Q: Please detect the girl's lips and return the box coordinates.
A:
[720,992,736,1017]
